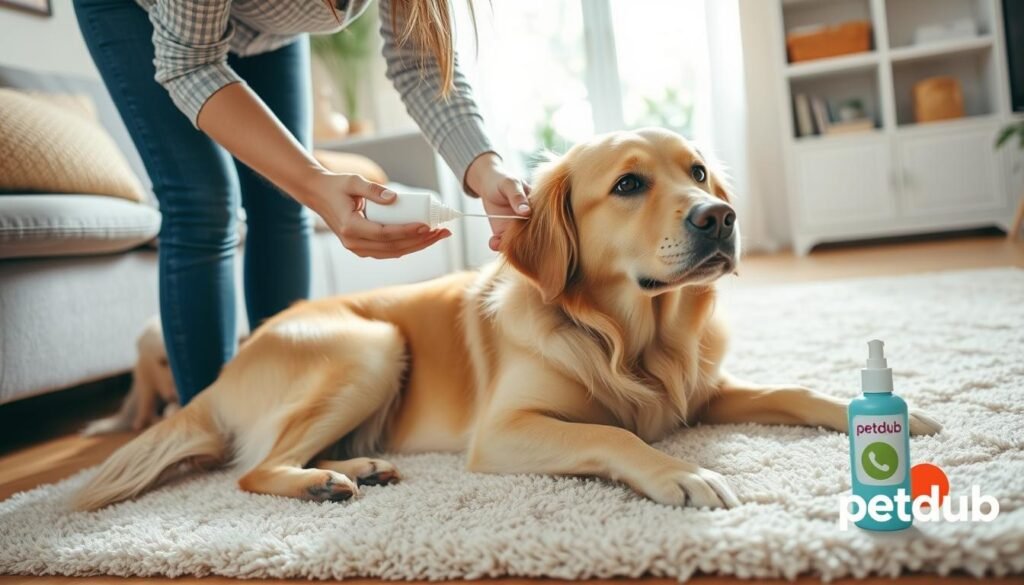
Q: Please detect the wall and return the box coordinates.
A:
[0,2,97,78]
[706,0,763,250]
[737,0,793,250]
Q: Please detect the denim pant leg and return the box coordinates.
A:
[74,0,240,404]
[229,40,313,329]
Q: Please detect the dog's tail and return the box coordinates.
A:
[73,392,225,511]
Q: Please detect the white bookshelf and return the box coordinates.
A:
[786,52,880,79]
[772,0,1017,254]
[888,35,993,62]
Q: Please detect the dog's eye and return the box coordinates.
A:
[691,164,707,183]
[612,173,646,196]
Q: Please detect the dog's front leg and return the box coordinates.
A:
[700,373,941,435]
[469,411,738,508]
[467,364,739,508]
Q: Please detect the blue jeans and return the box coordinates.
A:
[75,0,313,404]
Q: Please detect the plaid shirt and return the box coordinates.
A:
[135,0,493,182]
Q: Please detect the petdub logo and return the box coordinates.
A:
[855,421,902,435]
[839,463,1001,530]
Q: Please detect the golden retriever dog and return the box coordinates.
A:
[74,128,941,511]
[83,316,179,436]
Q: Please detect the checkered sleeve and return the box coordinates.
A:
[148,0,244,127]
[378,0,495,188]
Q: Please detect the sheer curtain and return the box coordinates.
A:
[705,0,781,253]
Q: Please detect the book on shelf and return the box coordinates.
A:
[810,96,830,135]
[794,94,814,137]
[793,94,874,137]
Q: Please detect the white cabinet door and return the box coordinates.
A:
[897,127,1005,217]
[793,140,895,228]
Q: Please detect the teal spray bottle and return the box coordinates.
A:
[847,340,912,531]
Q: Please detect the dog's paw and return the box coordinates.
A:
[349,458,401,486]
[305,470,359,502]
[638,465,740,509]
[314,457,401,486]
[909,409,942,436]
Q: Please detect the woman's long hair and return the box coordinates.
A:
[324,0,475,98]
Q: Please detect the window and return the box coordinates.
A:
[454,1,590,170]
[454,0,712,176]
[609,0,711,141]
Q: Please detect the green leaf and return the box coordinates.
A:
[995,126,1016,148]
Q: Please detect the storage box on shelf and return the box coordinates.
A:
[787,21,872,62]
[892,49,999,125]
[772,0,1016,254]
[884,0,995,49]
[912,76,965,123]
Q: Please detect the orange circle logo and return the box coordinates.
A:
[911,463,949,507]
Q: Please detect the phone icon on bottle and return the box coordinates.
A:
[868,450,890,472]
[862,442,898,481]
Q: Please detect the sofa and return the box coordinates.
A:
[0,64,461,405]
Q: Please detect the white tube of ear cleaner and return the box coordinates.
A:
[364,192,526,228]
[364,193,459,228]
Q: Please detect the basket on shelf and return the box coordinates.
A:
[913,76,965,123]
[786,21,871,63]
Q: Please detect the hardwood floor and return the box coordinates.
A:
[732,231,1024,285]
[1,234,1021,585]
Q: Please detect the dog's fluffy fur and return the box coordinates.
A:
[83,316,179,436]
[74,129,941,511]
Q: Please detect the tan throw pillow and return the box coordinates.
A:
[24,91,99,120]
[0,89,144,202]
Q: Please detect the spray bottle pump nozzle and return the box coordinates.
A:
[862,339,894,393]
[866,339,888,369]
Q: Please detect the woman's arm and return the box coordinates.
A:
[148,0,444,258]
[197,83,447,258]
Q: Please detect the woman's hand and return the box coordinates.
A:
[465,153,531,251]
[194,85,448,259]
[301,173,450,259]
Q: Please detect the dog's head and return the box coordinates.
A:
[503,128,739,302]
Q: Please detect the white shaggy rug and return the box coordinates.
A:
[2,268,1023,581]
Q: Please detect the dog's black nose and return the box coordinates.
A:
[686,202,736,240]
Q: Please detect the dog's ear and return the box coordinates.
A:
[502,157,579,303]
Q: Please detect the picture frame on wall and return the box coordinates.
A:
[0,0,51,17]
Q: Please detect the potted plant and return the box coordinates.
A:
[996,120,1024,240]
[310,10,378,137]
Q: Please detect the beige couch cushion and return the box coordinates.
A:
[0,195,161,259]
[0,89,145,202]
